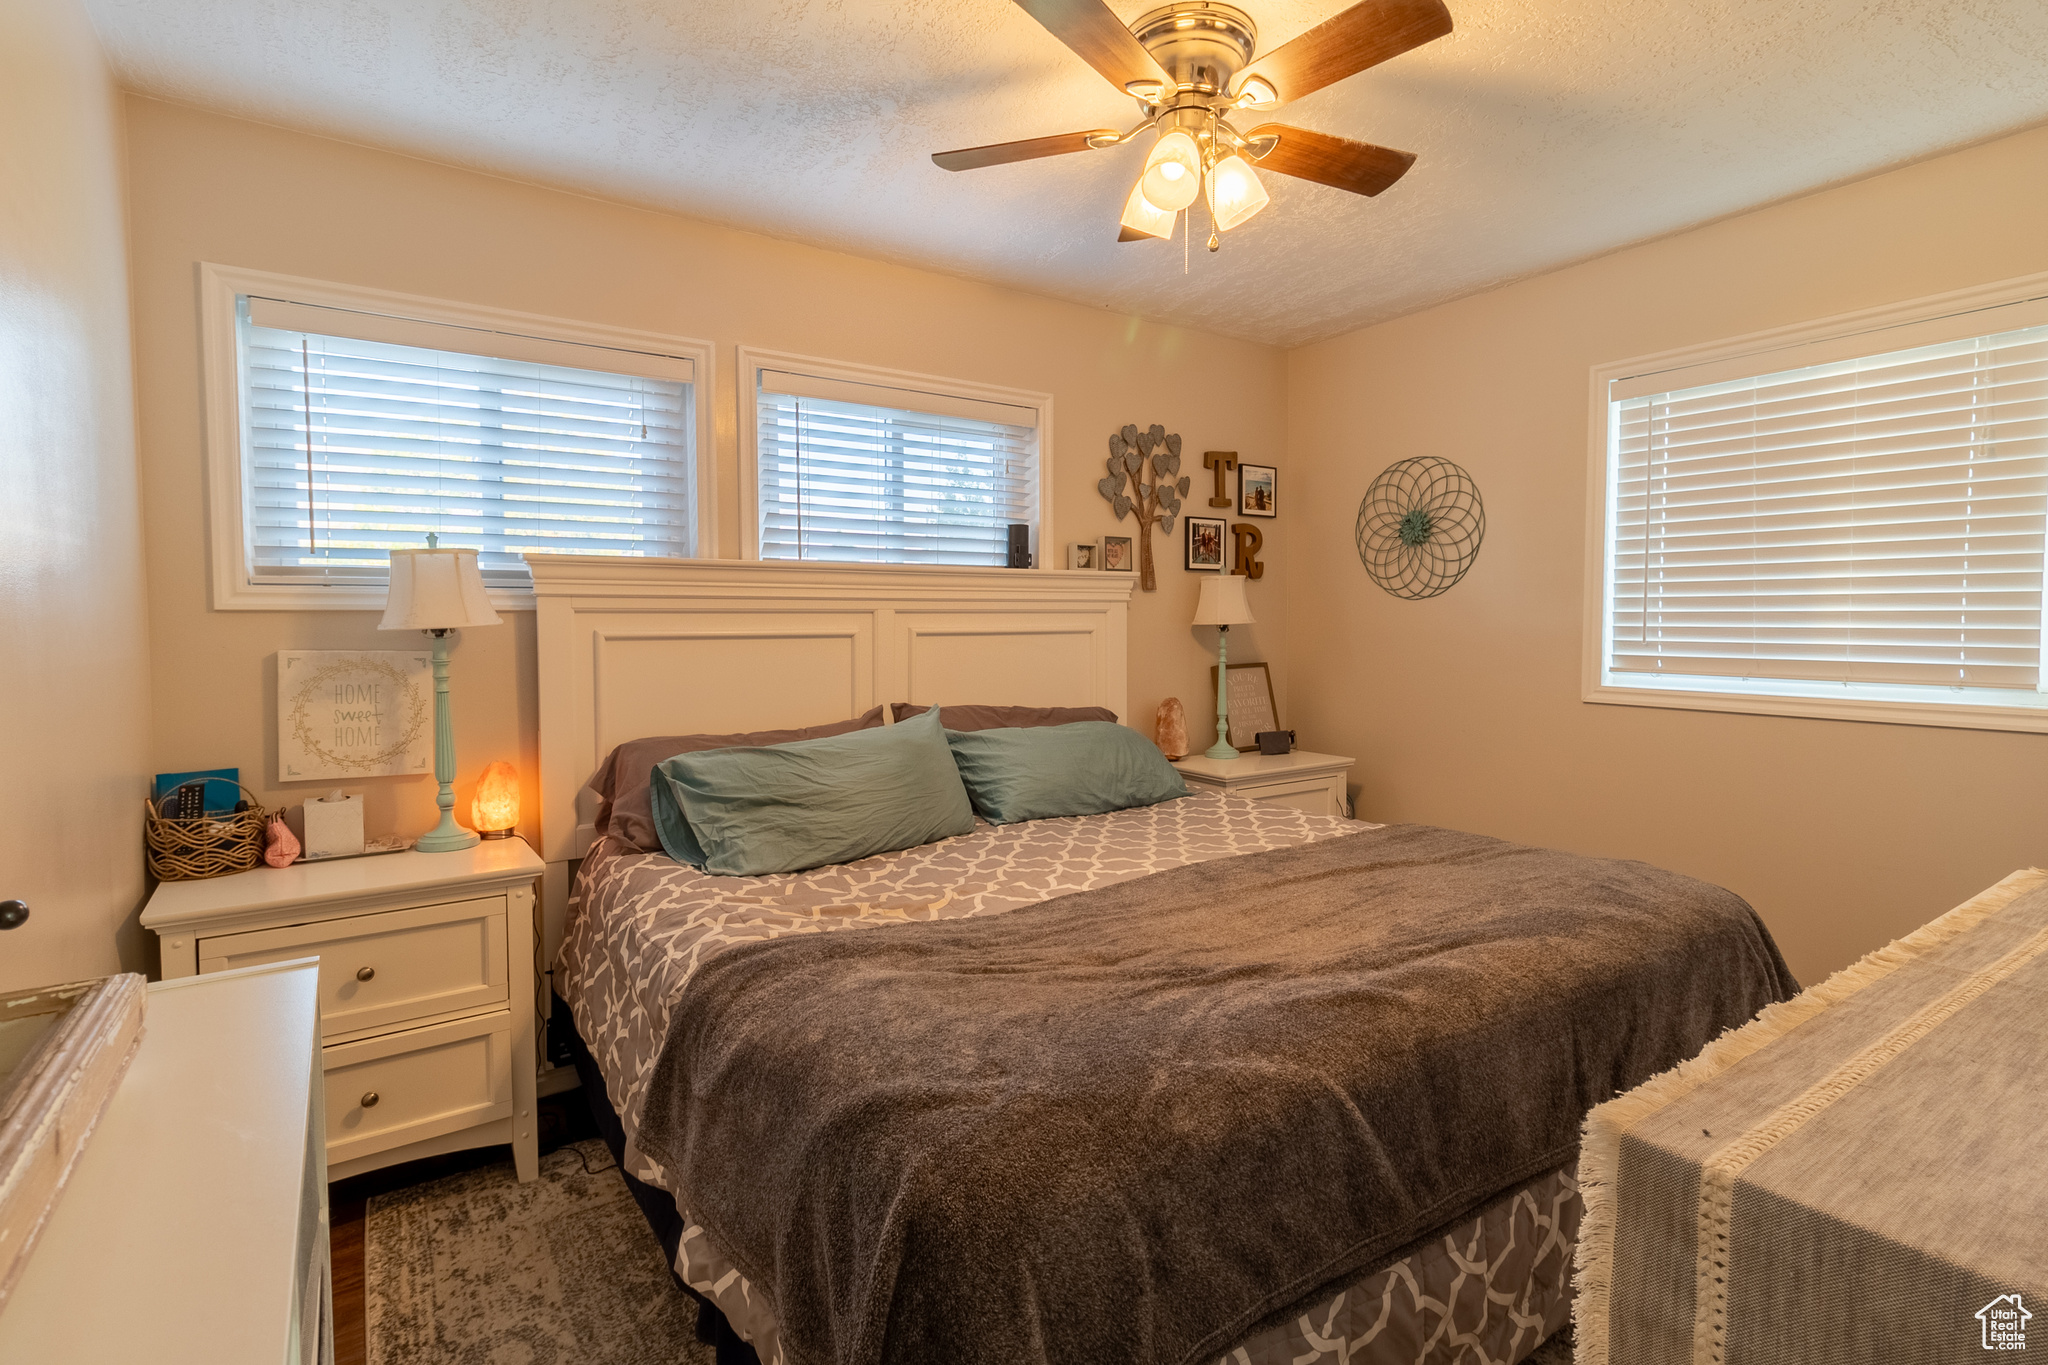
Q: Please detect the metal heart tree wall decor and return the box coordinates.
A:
[1097,424,1191,592]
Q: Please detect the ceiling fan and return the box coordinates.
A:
[933,0,1452,250]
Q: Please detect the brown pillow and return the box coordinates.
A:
[591,705,888,853]
[889,702,1120,731]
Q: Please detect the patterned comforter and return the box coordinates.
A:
[555,794,1589,1365]
[558,789,1367,1185]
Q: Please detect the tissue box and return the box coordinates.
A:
[286,794,365,859]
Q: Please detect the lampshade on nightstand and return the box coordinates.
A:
[379,535,502,851]
[1192,574,1255,628]
[379,542,502,633]
[1193,575,1255,761]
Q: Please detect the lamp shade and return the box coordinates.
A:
[1119,177,1177,241]
[1140,130,1203,212]
[1192,573,1255,626]
[379,546,502,631]
[1208,154,1271,232]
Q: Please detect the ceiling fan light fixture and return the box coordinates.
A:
[937,0,1452,256]
[1140,129,1203,212]
[1208,153,1270,231]
[1119,177,1177,240]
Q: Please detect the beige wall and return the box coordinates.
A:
[1287,123,2048,986]
[123,98,1289,848]
[0,0,155,988]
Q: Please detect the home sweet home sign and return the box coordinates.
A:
[277,650,432,782]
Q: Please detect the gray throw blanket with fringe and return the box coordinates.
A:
[635,823,1797,1365]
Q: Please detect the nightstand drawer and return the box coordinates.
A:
[199,896,509,1040]
[1230,775,1344,815]
[323,1013,513,1166]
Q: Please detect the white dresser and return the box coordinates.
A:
[1172,750,1355,819]
[0,961,331,1364]
[142,840,545,1182]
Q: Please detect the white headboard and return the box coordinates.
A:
[528,556,1136,872]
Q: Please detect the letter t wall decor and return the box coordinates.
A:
[1097,424,1191,592]
[1204,451,1238,506]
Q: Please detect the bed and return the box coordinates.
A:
[531,556,1796,1365]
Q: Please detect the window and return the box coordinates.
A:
[1588,278,2048,732]
[201,265,712,609]
[740,351,1050,565]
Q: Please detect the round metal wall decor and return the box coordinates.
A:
[1356,457,1486,599]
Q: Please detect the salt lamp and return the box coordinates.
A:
[471,761,519,839]
[1155,697,1188,760]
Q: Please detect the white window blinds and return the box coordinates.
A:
[1607,323,2048,696]
[754,368,1038,564]
[240,297,696,587]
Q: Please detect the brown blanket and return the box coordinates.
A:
[636,823,1796,1365]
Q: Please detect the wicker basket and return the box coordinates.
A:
[144,782,271,882]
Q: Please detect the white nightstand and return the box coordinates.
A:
[142,839,546,1183]
[1172,749,1355,820]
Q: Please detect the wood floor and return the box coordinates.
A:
[329,1093,596,1365]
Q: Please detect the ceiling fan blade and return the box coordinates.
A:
[1011,0,1169,91]
[1242,0,1451,104]
[932,130,1118,172]
[1246,124,1416,197]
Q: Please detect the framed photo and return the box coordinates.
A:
[1238,463,1276,517]
[1209,661,1279,751]
[1185,516,1227,571]
[1102,535,1133,572]
[1068,541,1098,570]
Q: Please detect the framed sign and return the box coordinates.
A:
[1209,661,1278,751]
[277,650,433,782]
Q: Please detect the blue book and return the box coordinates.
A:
[155,768,241,815]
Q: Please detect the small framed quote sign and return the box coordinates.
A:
[277,650,433,782]
[1210,661,1279,751]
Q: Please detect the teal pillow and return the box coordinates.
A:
[650,706,976,876]
[943,721,1189,825]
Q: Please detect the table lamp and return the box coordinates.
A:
[379,534,502,851]
[1192,574,1255,761]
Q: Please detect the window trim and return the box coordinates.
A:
[1582,266,2048,735]
[735,345,1055,567]
[199,262,716,611]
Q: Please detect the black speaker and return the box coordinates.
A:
[1006,524,1033,568]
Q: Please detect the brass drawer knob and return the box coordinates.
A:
[360,1091,380,1108]
[356,966,375,982]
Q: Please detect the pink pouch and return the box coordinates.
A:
[263,816,300,868]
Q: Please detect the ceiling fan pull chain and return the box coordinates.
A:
[1183,212,1189,274]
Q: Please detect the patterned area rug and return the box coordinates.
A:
[365,1136,1579,1365]
[366,1138,710,1364]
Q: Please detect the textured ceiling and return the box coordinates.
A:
[84,0,2048,347]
